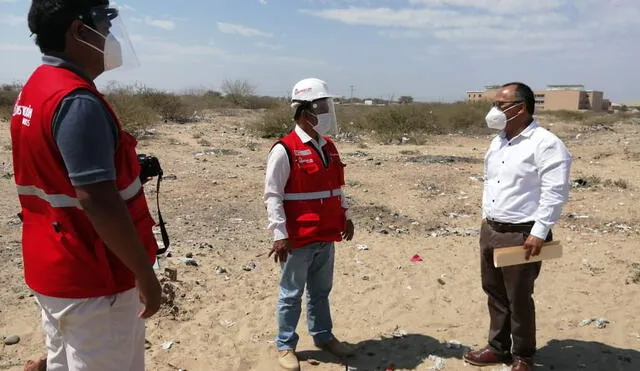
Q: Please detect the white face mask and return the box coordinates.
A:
[312,113,333,135]
[485,104,520,130]
[77,25,123,71]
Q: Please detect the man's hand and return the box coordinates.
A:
[523,234,545,260]
[342,219,355,241]
[269,239,292,263]
[136,270,162,319]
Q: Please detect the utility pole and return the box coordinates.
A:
[349,85,354,103]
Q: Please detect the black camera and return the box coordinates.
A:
[136,153,170,255]
[137,154,163,182]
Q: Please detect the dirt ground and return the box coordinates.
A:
[1,111,639,371]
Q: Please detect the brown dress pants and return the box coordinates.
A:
[479,220,552,358]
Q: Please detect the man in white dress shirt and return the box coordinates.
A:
[463,82,572,371]
[263,77,355,370]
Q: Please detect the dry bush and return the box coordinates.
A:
[253,101,491,143]
[0,83,21,121]
[103,83,159,134]
[545,110,586,122]
[250,102,293,139]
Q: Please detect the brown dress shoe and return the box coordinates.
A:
[511,357,533,371]
[463,346,512,366]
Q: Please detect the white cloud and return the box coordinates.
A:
[299,0,640,57]
[255,42,282,50]
[0,14,22,26]
[144,17,176,31]
[110,2,137,12]
[216,22,273,37]
[407,0,564,15]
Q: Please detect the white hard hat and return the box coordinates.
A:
[290,77,339,137]
[290,77,337,103]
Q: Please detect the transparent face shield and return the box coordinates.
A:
[309,97,339,136]
[79,5,140,72]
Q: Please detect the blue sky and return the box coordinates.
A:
[1,0,639,103]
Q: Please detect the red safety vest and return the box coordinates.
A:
[276,130,346,248]
[10,64,158,299]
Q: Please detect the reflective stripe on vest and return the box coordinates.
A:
[16,177,142,209]
[283,188,342,201]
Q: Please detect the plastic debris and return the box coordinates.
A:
[427,355,446,370]
[410,254,423,262]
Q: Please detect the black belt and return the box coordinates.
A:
[486,219,535,233]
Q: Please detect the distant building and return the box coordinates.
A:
[466,84,610,112]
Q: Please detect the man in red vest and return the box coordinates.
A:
[264,77,356,370]
[12,1,161,370]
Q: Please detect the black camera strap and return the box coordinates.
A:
[155,171,170,255]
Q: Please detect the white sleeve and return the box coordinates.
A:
[264,143,290,241]
[530,138,573,239]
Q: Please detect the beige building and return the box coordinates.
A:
[466,84,610,112]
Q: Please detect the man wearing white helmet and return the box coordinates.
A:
[264,77,355,370]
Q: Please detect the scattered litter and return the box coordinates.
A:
[243,262,256,271]
[428,227,480,238]
[580,318,609,328]
[579,318,593,327]
[427,354,446,370]
[164,267,178,282]
[406,155,481,164]
[410,254,423,262]
[193,149,240,157]
[595,318,610,328]
[446,340,462,349]
[220,319,236,328]
[179,257,198,266]
[356,244,369,251]
[571,178,590,188]
[391,326,407,338]
[162,341,174,350]
[567,214,590,219]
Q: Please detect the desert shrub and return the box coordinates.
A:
[250,103,293,138]
[545,110,586,122]
[0,83,21,121]
[253,101,491,143]
[137,89,197,124]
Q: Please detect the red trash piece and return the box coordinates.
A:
[411,254,423,262]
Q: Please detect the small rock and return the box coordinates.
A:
[243,262,256,271]
[437,278,445,285]
[216,266,227,274]
[3,335,20,345]
[307,359,320,365]
[185,252,193,258]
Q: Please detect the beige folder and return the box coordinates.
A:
[493,241,563,268]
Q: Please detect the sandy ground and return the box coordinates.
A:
[1,111,639,371]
